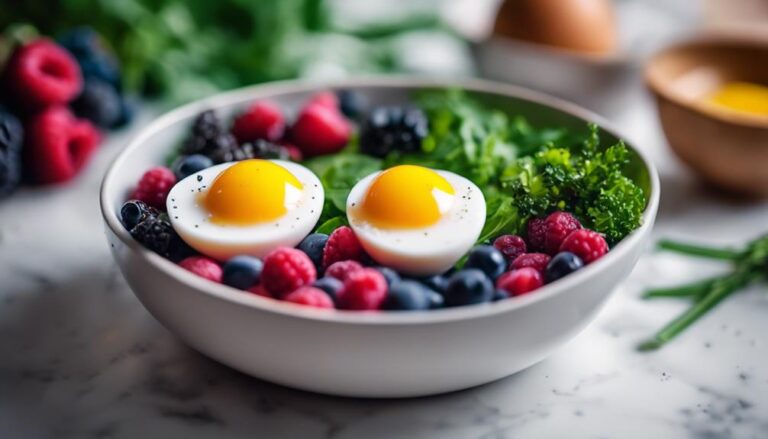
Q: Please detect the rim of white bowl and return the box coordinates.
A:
[100,76,660,325]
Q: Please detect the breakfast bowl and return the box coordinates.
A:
[100,77,659,398]
[646,35,768,197]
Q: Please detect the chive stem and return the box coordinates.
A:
[657,240,740,260]
[643,277,718,299]
[637,271,760,351]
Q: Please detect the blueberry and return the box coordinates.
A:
[428,290,445,309]
[375,266,401,286]
[313,276,343,303]
[297,233,329,271]
[382,281,433,311]
[443,269,494,307]
[420,274,448,293]
[120,200,158,231]
[71,79,121,128]
[464,245,507,280]
[59,27,121,90]
[337,90,365,119]
[545,252,584,283]
[111,96,135,128]
[492,288,509,302]
[172,154,214,181]
[0,108,23,199]
[222,256,263,290]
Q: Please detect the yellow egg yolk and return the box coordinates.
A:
[203,160,302,225]
[706,82,768,116]
[358,165,455,229]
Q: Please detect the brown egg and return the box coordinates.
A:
[494,0,619,55]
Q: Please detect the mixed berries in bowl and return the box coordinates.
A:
[101,78,658,397]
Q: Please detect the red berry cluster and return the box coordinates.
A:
[492,211,608,298]
[2,39,101,185]
[176,226,389,311]
[130,91,353,211]
[231,91,351,159]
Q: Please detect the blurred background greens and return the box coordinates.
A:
[0,0,473,103]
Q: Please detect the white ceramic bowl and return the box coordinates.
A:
[100,77,659,398]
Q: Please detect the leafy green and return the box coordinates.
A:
[500,124,645,243]
[1,0,463,102]
[303,90,645,244]
[304,153,382,220]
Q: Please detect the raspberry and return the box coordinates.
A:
[337,268,388,310]
[231,101,285,143]
[325,260,363,282]
[493,235,527,262]
[526,217,547,252]
[559,229,609,264]
[306,91,339,110]
[496,268,544,297]
[542,211,582,255]
[291,104,351,157]
[5,39,83,109]
[322,226,365,268]
[283,286,334,309]
[24,106,100,184]
[179,256,223,283]
[510,253,551,274]
[283,143,303,161]
[248,284,273,299]
[131,166,176,210]
[261,247,317,297]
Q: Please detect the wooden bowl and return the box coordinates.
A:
[645,35,768,197]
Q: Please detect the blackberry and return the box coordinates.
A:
[181,110,238,158]
[120,200,159,231]
[210,139,289,164]
[359,106,428,158]
[130,216,192,261]
[0,108,24,199]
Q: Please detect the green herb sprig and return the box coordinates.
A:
[638,236,768,351]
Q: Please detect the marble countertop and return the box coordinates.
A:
[2,55,768,439]
[2,92,767,439]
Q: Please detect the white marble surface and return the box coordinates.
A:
[2,4,768,432]
[1,87,767,439]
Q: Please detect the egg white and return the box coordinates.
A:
[346,169,486,276]
[167,160,324,260]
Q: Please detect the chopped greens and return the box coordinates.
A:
[305,89,646,245]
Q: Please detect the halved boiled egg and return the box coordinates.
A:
[167,159,324,260]
[346,165,486,276]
